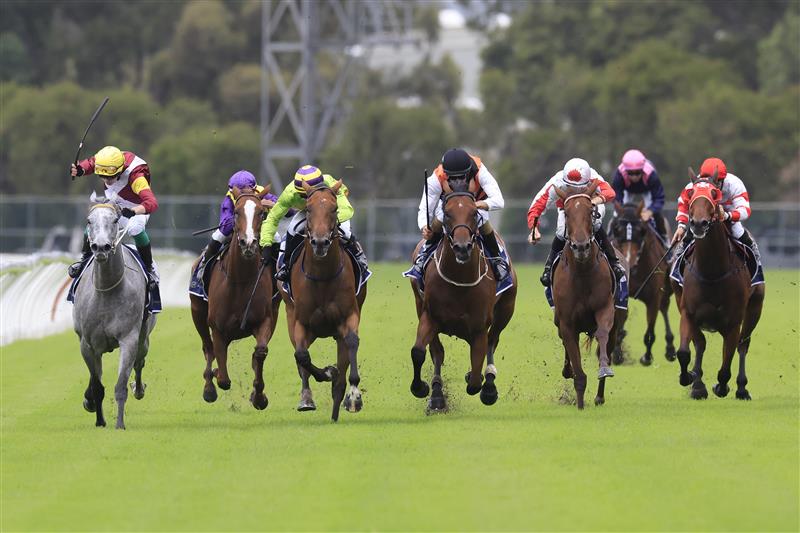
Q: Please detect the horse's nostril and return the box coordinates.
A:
[102,244,111,252]
[90,243,98,251]
[323,238,331,247]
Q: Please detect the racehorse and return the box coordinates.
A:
[280,180,367,422]
[72,199,157,429]
[552,184,621,409]
[190,186,279,409]
[672,170,765,400]
[408,179,517,412]
[610,202,676,365]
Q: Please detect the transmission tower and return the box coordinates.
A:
[260,0,419,189]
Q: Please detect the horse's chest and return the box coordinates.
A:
[427,294,490,338]
[302,300,345,336]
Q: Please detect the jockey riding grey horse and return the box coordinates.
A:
[72,199,157,429]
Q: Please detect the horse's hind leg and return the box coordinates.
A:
[211,330,232,390]
[481,298,514,406]
[250,317,274,411]
[559,326,586,410]
[132,320,151,400]
[676,311,696,388]
[80,342,106,427]
[466,333,487,397]
[428,335,446,412]
[734,287,764,400]
[713,326,740,399]
[191,298,217,402]
[341,317,363,419]
[114,335,140,429]
[293,323,336,384]
[640,300,658,366]
[689,330,708,400]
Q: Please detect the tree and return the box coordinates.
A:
[757,5,800,94]
[217,64,261,123]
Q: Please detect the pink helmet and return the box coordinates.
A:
[621,149,646,171]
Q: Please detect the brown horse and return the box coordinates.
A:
[190,186,279,409]
[552,184,621,409]
[672,170,765,400]
[409,180,517,412]
[610,202,676,365]
[281,181,367,422]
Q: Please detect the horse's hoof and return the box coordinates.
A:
[598,366,615,379]
[639,355,652,366]
[297,400,316,411]
[131,382,146,400]
[679,372,694,387]
[735,390,752,401]
[344,393,362,413]
[115,422,126,430]
[612,350,625,365]
[323,366,338,383]
[410,380,430,398]
[96,418,106,427]
[83,398,96,413]
[466,383,481,396]
[427,393,447,413]
[203,387,218,403]
[562,366,573,379]
[480,374,498,405]
[217,380,232,391]
[665,347,677,361]
[712,383,729,398]
[691,387,708,400]
[250,392,269,410]
[594,396,605,406]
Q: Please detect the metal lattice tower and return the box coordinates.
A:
[260,0,418,189]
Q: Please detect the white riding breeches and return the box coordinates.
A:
[730,221,744,239]
[280,211,352,251]
[556,204,605,240]
[119,214,149,236]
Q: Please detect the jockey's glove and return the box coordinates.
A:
[72,164,84,177]
[121,207,136,218]
[260,246,272,265]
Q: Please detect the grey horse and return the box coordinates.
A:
[72,199,157,429]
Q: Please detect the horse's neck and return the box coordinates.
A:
[302,238,342,278]
[692,223,730,278]
[93,246,125,290]
[225,245,259,280]
[439,241,482,283]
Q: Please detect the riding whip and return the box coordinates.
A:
[192,225,220,236]
[633,241,677,300]
[72,97,110,181]
[424,168,430,229]
[240,261,267,330]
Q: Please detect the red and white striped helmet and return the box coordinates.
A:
[562,158,592,187]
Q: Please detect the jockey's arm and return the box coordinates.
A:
[334,183,354,223]
[591,170,615,205]
[611,169,625,208]
[218,196,235,236]
[417,174,443,230]
[476,165,504,211]
[259,184,294,247]
[724,175,751,223]
[131,176,158,214]
[526,175,559,231]
[647,170,666,213]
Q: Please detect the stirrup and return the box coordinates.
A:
[68,260,87,279]
[276,266,290,282]
[540,267,551,287]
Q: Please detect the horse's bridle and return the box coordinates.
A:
[442,192,478,245]
[303,186,340,243]
[87,203,128,255]
[687,179,723,237]
[561,193,599,258]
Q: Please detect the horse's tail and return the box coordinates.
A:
[583,334,593,354]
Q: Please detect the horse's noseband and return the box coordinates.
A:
[443,192,478,244]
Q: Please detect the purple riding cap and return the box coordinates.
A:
[219,170,280,236]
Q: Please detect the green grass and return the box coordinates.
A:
[2,264,798,532]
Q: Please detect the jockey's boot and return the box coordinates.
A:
[136,243,159,290]
[68,235,92,279]
[595,226,627,282]
[540,236,565,287]
[276,233,304,282]
[671,228,694,261]
[654,212,669,243]
[737,229,762,266]
[408,232,443,279]
[482,229,511,284]
[196,238,222,280]
[343,234,370,273]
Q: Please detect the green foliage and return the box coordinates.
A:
[0,32,31,83]
[758,6,800,94]
[217,63,262,123]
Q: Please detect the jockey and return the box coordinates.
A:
[69,145,159,287]
[195,170,279,279]
[259,165,369,281]
[405,148,511,286]
[671,157,761,265]
[611,149,668,242]
[528,157,625,287]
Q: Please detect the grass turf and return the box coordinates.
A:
[2,264,798,532]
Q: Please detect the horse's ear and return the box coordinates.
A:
[302,180,313,194]
[330,179,342,193]
[232,186,241,200]
[442,179,453,195]
[687,167,697,183]
[554,186,567,201]
[710,188,719,200]
[614,202,623,215]
[636,200,644,217]
[585,180,599,197]
[467,176,478,195]
[712,166,719,182]
[259,184,271,198]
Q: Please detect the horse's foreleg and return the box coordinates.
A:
[690,330,708,400]
[640,300,658,366]
[410,311,436,399]
[428,335,446,411]
[734,287,764,400]
[676,311,695,387]
[80,341,106,427]
[660,290,676,361]
[211,329,232,390]
[559,326,586,410]
[467,332,487,397]
[114,335,139,429]
[249,316,273,411]
[340,315,362,419]
[713,326,740,399]
[293,322,335,383]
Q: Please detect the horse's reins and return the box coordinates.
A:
[299,186,344,282]
[433,192,491,287]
